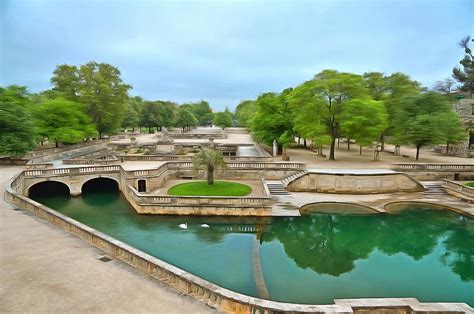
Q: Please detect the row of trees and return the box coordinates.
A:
[236,36,473,160]
[0,62,233,157]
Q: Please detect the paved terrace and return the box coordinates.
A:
[0,166,213,313]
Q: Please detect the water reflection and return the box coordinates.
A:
[263,211,473,279]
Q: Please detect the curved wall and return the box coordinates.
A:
[287,172,424,194]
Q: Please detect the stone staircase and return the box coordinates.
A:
[422,182,447,196]
[266,182,290,195]
[281,170,309,188]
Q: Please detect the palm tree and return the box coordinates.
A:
[193,148,227,185]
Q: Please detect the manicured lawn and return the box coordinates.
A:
[168,181,252,196]
[466,182,474,187]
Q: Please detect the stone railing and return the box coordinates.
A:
[23,165,121,178]
[391,163,474,171]
[126,185,272,208]
[118,154,273,162]
[25,139,109,159]
[63,156,120,165]
[443,179,474,203]
[4,172,471,313]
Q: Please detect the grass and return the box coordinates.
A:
[466,182,474,187]
[168,181,252,196]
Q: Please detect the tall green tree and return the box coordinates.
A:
[33,98,96,147]
[393,92,463,160]
[193,148,227,185]
[439,111,467,154]
[182,101,214,125]
[140,101,176,132]
[0,86,36,157]
[340,99,388,154]
[235,100,255,127]
[174,106,197,131]
[122,96,143,131]
[452,36,474,98]
[50,62,132,137]
[251,89,295,154]
[213,107,233,129]
[290,70,369,160]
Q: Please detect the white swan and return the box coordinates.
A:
[179,223,188,229]
[200,224,210,228]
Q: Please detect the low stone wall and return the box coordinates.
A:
[442,180,474,203]
[391,163,474,180]
[287,172,424,194]
[4,173,472,313]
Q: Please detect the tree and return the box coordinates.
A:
[50,64,79,100]
[183,101,214,126]
[140,101,176,132]
[290,70,369,160]
[251,89,295,154]
[33,98,96,147]
[438,111,466,154]
[174,106,197,131]
[213,107,232,129]
[452,36,474,98]
[0,86,36,157]
[122,96,143,131]
[433,78,456,95]
[340,99,388,155]
[393,92,461,160]
[235,100,255,127]
[379,72,422,150]
[50,62,132,137]
[193,148,227,185]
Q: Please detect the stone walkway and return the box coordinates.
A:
[0,166,213,314]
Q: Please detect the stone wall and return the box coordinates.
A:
[287,173,424,194]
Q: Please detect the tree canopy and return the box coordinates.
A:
[174,106,197,131]
[213,107,233,129]
[452,36,474,98]
[33,98,96,147]
[0,86,36,157]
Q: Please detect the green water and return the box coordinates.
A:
[32,191,474,306]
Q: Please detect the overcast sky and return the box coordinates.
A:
[1,0,472,110]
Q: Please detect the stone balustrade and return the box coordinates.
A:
[392,163,474,171]
[443,179,474,203]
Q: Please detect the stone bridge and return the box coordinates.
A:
[22,166,122,196]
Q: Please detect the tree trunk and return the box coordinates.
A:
[416,145,421,160]
[446,142,450,154]
[207,165,214,185]
[304,138,307,148]
[99,131,102,139]
[329,134,336,160]
[55,141,59,148]
[337,137,340,148]
[297,137,301,145]
[360,146,362,155]
[347,139,350,151]
[380,134,385,151]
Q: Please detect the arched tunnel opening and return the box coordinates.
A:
[82,177,119,194]
[28,181,70,199]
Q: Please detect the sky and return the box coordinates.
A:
[1,0,473,111]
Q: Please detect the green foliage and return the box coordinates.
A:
[168,181,251,196]
[452,36,474,97]
[50,62,132,137]
[251,88,295,152]
[33,98,96,146]
[122,96,143,130]
[181,101,214,125]
[235,100,255,127]
[213,107,233,129]
[393,92,462,160]
[193,148,227,185]
[340,99,388,151]
[174,106,197,131]
[466,182,474,187]
[290,70,370,160]
[0,86,36,157]
[140,100,177,130]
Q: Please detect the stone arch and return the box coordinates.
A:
[81,176,120,194]
[28,180,71,198]
[299,201,379,215]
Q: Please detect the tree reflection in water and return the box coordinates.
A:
[263,209,473,280]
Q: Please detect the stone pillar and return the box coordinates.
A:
[70,186,82,196]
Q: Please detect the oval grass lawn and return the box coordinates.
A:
[466,182,474,187]
[168,181,252,196]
